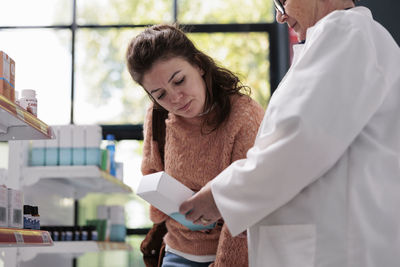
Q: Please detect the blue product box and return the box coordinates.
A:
[45,147,58,166]
[30,148,45,166]
[170,212,216,231]
[59,147,72,166]
[86,147,100,166]
[72,147,85,165]
[109,224,126,242]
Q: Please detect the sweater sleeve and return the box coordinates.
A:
[141,105,168,223]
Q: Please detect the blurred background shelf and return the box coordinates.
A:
[21,166,133,199]
[0,227,53,247]
[17,241,132,262]
[0,95,54,141]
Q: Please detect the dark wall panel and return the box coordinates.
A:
[358,0,400,45]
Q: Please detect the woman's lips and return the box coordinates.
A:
[178,100,191,111]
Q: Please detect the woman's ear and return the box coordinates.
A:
[197,66,205,76]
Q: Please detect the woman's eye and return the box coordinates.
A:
[174,77,185,85]
[157,92,166,100]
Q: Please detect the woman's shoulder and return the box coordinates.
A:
[228,94,265,124]
[230,94,264,114]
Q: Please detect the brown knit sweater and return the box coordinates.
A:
[141,94,264,266]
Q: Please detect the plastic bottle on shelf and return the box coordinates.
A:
[105,134,116,176]
[31,206,40,230]
[19,89,37,116]
[23,205,33,229]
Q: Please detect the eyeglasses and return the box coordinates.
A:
[273,0,286,15]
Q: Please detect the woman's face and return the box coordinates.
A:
[276,0,329,41]
[142,57,206,120]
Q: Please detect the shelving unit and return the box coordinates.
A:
[0,95,55,141]
[21,165,133,199]
[0,227,53,247]
[17,241,132,262]
[1,96,134,266]
[0,95,55,255]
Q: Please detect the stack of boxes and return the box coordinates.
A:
[0,184,24,229]
[95,205,126,242]
[0,185,8,227]
[30,125,102,168]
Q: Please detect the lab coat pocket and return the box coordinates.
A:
[256,224,316,267]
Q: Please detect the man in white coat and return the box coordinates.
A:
[180,0,400,266]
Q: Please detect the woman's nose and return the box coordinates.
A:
[276,11,288,24]
[170,89,183,103]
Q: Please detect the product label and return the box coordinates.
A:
[2,53,10,80]
[14,232,24,244]
[19,98,37,116]
[41,232,50,243]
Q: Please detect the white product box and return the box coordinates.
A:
[109,205,125,225]
[97,205,125,225]
[85,125,102,166]
[0,168,7,184]
[30,139,46,166]
[72,125,85,165]
[45,126,59,166]
[8,188,23,228]
[59,125,72,165]
[85,125,102,148]
[0,185,8,227]
[136,172,215,231]
[97,205,108,220]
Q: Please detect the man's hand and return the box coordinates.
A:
[179,181,221,225]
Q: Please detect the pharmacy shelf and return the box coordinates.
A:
[0,95,54,141]
[0,227,53,247]
[21,165,133,198]
[18,241,132,262]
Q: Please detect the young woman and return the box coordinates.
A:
[126,24,264,267]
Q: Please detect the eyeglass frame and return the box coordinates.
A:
[273,0,286,15]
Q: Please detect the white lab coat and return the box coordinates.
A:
[211,7,400,267]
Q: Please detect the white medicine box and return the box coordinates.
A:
[136,172,215,231]
[0,185,8,227]
[8,188,23,228]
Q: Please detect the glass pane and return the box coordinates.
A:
[77,0,173,25]
[75,28,150,125]
[127,236,146,267]
[78,140,151,227]
[178,0,275,23]
[78,250,130,267]
[0,0,72,26]
[189,32,270,108]
[0,29,72,125]
[116,140,152,228]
